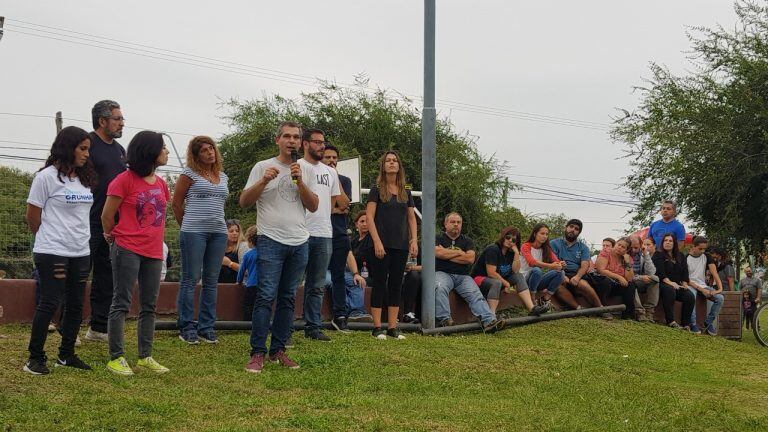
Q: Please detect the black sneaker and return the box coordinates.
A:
[305,331,331,342]
[331,316,351,334]
[386,328,406,340]
[483,318,506,334]
[402,312,420,324]
[55,354,92,371]
[285,335,295,349]
[372,327,387,340]
[529,303,551,316]
[23,358,49,375]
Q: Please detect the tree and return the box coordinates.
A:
[218,80,517,248]
[612,0,768,259]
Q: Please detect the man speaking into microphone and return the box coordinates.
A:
[240,121,318,374]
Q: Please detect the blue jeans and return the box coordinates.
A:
[435,272,496,325]
[250,235,308,356]
[525,268,563,295]
[697,286,724,327]
[177,231,228,334]
[324,270,368,317]
[302,236,332,334]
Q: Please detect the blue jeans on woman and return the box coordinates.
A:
[177,231,228,336]
[525,267,564,295]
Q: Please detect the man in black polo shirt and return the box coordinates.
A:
[434,212,505,332]
[85,100,126,342]
[322,144,353,332]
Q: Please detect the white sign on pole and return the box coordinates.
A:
[336,157,361,203]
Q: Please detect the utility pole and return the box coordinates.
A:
[420,0,437,330]
[55,111,63,133]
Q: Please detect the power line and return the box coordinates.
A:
[507,173,621,186]
[3,19,612,132]
[0,112,199,138]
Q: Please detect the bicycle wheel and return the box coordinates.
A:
[754,302,768,347]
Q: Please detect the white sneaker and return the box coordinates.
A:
[84,328,108,342]
[47,323,57,332]
[75,336,82,347]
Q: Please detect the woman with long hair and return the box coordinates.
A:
[219,219,248,283]
[652,233,695,329]
[595,236,637,319]
[364,151,418,340]
[172,136,230,344]
[471,226,549,316]
[519,223,578,309]
[23,126,96,374]
[102,131,170,375]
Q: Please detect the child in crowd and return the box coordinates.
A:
[743,290,755,329]
[237,226,259,321]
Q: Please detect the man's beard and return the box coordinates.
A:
[108,129,123,139]
[565,233,577,242]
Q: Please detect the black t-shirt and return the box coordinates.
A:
[219,250,239,283]
[471,244,515,279]
[652,251,689,284]
[350,234,368,271]
[88,132,126,224]
[435,232,475,275]
[331,175,352,238]
[367,184,414,250]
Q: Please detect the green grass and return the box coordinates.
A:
[1,318,767,432]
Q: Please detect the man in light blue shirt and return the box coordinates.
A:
[550,219,608,315]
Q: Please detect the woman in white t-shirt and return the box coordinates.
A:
[23,126,96,375]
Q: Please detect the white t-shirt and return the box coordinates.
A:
[244,157,314,246]
[299,158,340,238]
[687,253,708,287]
[27,165,94,257]
[519,247,543,277]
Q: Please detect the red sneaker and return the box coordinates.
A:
[245,353,265,374]
[268,350,300,369]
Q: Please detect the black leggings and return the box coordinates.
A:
[743,311,754,329]
[659,282,695,326]
[28,253,90,361]
[366,248,408,308]
[401,270,422,316]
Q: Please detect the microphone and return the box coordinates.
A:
[290,149,299,184]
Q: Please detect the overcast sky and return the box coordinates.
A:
[0,0,739,247]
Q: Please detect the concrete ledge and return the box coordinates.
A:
[0,279,738,336]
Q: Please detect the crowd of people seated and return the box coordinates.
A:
[19,105,754,376]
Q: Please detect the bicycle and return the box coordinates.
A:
[753,301,768,347]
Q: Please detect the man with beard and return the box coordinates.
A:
[85,100,126,342]
[550,219,611,319]
[297,129,345,342]
[322,144,355,331]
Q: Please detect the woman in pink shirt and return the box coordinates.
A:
[519,223,579,310]
[595,236,637,319]
[102,131,170,376]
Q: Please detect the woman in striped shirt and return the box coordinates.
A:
[172,136,230,345]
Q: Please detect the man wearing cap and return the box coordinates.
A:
[550,219,611,319]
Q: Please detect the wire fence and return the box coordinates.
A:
[0,162,184,281]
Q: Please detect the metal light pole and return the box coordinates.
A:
[420,0,437,330]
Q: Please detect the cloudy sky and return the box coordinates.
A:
[0,0,738,247]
